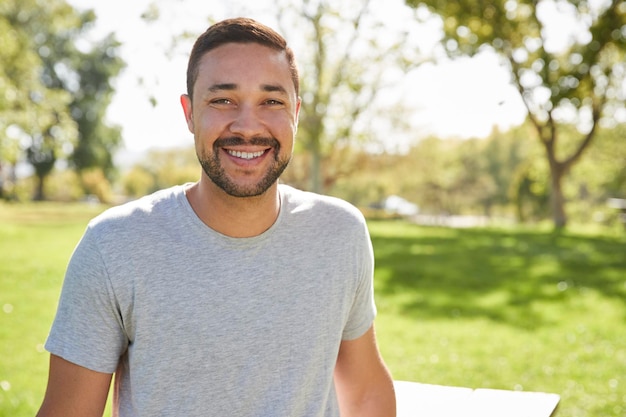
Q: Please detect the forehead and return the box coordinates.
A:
[195,43,294,93]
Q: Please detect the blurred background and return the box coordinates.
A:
[1,0,624,230]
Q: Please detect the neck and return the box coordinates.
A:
[185,177,281,238]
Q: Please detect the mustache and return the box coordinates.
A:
[214,136,280,148]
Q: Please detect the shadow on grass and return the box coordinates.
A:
[370,221,626,329]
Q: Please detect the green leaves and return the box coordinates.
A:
[0,0,124,200]
[407,0,625,227]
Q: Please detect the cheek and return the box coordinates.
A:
[194,112,226,136]
[267,113,298,136]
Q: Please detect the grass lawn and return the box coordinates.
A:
[370,220,626,417]
[0,202,108,415]
[1,202,624,416]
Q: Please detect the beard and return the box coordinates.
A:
[197,136,291,198]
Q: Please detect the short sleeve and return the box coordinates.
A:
[341,220,377,340]
[45,225,128,373]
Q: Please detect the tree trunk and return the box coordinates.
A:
[33,174,46,201]
[548,159,567,229]
[545,145,567,230]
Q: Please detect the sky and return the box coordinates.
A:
[66,0,529,155]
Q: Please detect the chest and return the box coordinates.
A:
[111,238,357,351]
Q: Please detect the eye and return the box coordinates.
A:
[264,99,284,106]
[211,98,233,105]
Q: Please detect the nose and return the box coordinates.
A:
[229,104,265,138]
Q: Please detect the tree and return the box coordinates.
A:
[274,0,426,193]
[568,124,626,225]
[0,0,124,200]
[406,0,626,228]
[482,125,535,217]
[0,8,30,199]
[67,33,124,183]
[1,0,69,199]
[122,147,199,197]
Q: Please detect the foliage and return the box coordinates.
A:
[67,33,125,182]
[406,0,626,229]
[481,125,533,215]
[272,0,426,193]
[0,0,124,201]
[325,122,625,229]
[323,148,399,207]
[122,166,157,199]
[570,123,626,198]
[121,147,199,197]
[78,168,114,203]
[8,115,623,228]
[0,0,78,200]
[567,123,626,224]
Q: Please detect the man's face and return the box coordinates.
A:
[181,42,301,198]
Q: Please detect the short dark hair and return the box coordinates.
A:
[186,17,299,102]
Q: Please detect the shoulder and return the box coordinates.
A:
[88,185,186,234]
[279,184,367,229]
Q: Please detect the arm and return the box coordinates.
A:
[334,324,396,417]
[36,354,113,417]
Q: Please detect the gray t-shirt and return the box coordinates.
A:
[45,184,376,417]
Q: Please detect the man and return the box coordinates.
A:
[37,17,395,417]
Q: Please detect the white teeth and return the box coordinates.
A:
[227,150,265,160]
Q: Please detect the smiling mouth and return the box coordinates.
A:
[225,149,267,160]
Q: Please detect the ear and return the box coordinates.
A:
[294,96,302,131]
[180,94,194,133]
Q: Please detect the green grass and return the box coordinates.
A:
[0,202,108,416]
[371,220,626,417]
[1,203,624,416]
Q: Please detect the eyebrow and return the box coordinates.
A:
[261,84,288,95]
[208,83,237,92]
[207,83,288,95]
